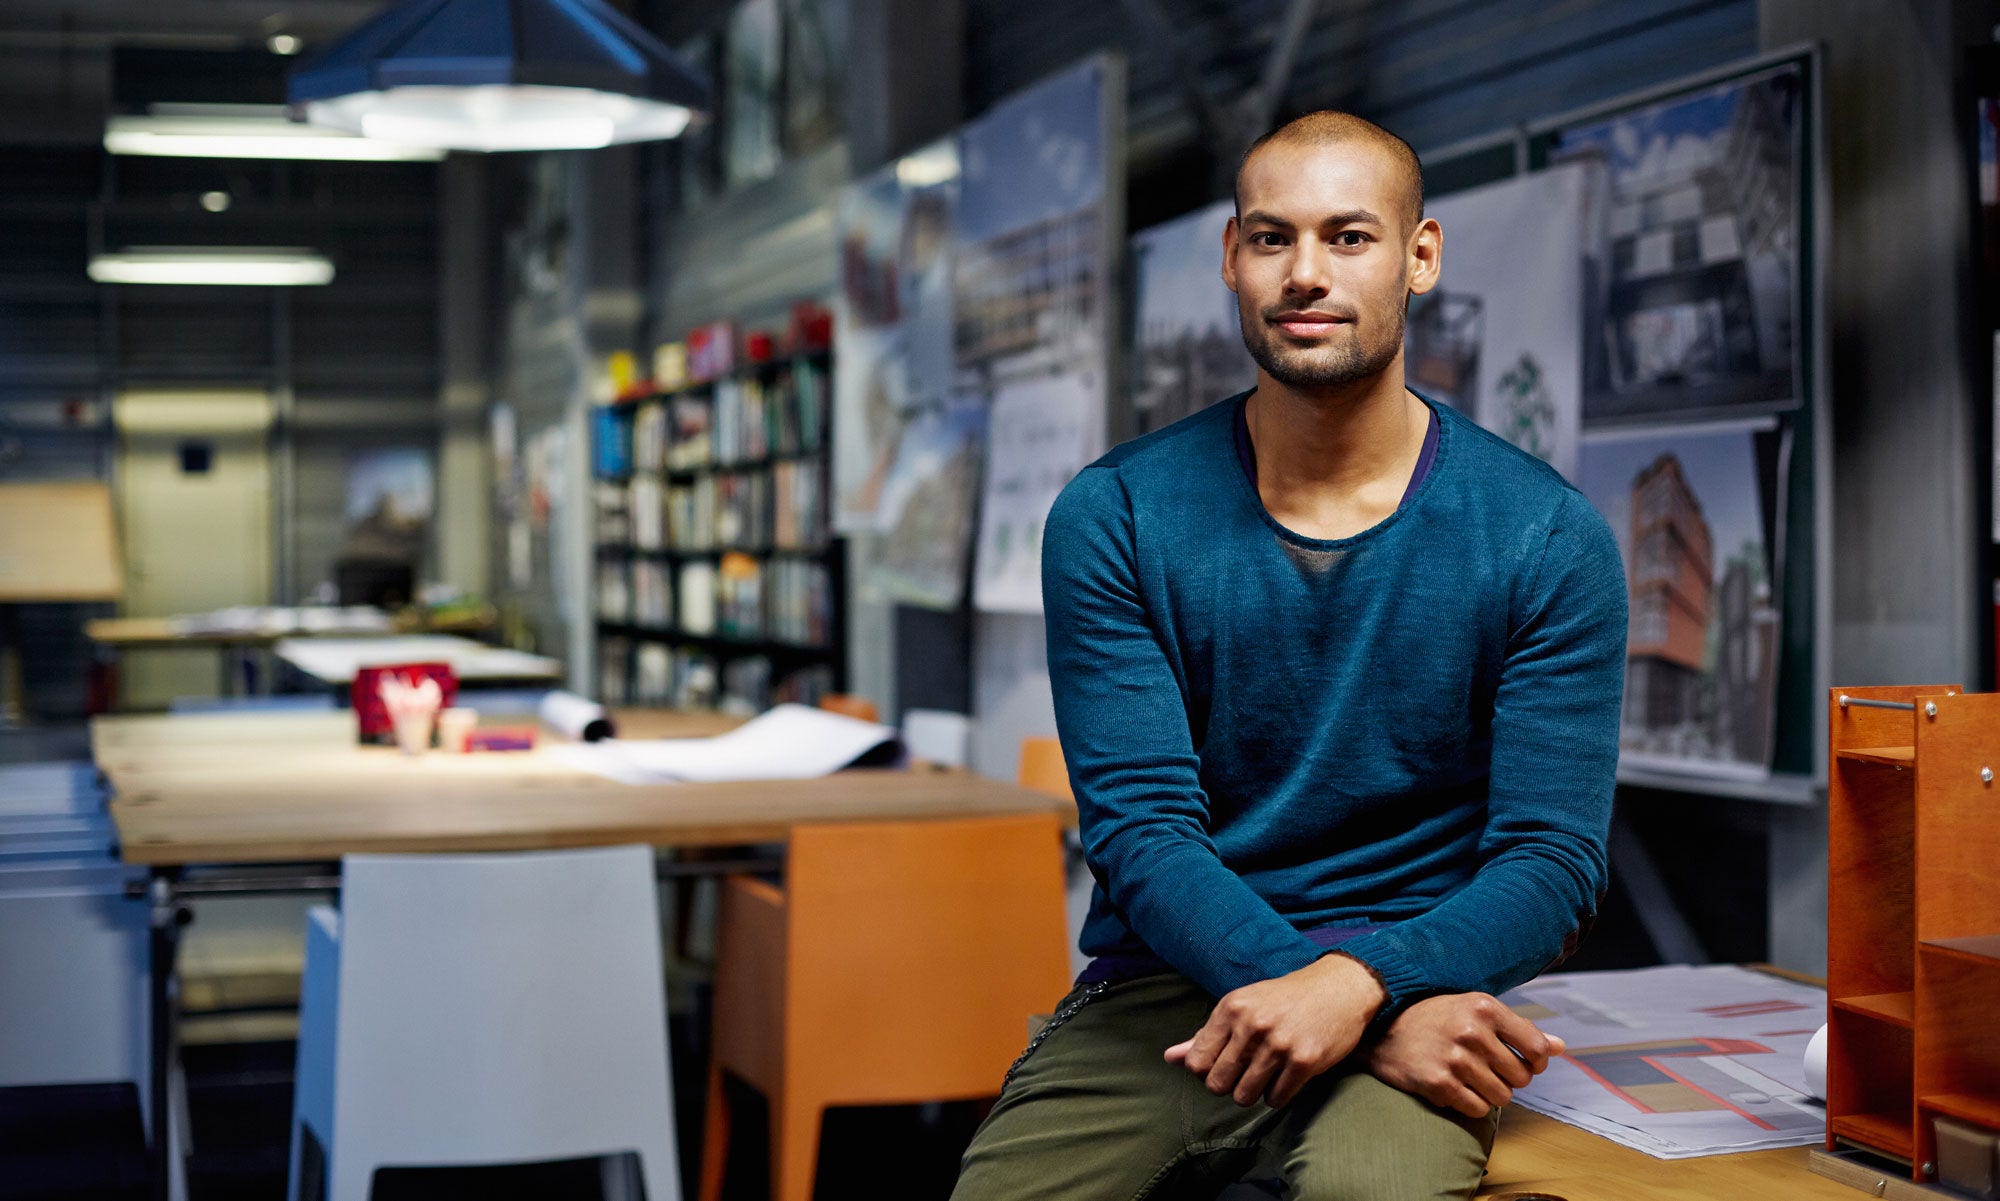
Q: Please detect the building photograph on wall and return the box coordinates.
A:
[1576,421,1787,776]
[1128,199,1254,436]
[1550,63,1803,424]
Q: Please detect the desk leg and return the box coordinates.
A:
[147,870,187,1201]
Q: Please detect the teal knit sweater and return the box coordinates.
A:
[1042,391,1628,1016]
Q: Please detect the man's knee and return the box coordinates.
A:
[1282,1074,1496,1201]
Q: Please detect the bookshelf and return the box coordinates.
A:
[592,347,841,713]
[1823,685,2000,1189]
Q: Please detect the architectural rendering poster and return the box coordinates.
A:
[1407,164,1588,478]
[866,398,987,609]
[724,0,782,188]
[1576,420,1788,777]
[1129,199,1255,435]
[974,374,1097,612]
[955,57,1111,613]
[831,141,959,534]
[1550,63,1803,424]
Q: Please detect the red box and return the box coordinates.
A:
[351,662,458,746]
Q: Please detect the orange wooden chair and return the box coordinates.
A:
[698,813,1071,1201]
[1016,736,1072,800]
[816,693,880,724]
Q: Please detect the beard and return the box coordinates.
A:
[1239,292,1407,393]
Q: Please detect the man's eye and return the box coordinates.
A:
[1250,232,1286,247]
[1334,231,1370,247]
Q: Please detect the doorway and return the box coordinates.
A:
[113,390,273,709]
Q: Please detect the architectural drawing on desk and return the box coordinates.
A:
[1560,1037,1824,1135]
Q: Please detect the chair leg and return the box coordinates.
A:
[697,1062,730,1201]
[772,1095,823,1201]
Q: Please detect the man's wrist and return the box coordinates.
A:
[1304,949,1389,1020]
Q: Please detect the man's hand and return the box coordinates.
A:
[1164,953,1386,1109]
[1365,992,1565,1119]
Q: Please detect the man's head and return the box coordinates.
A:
[1223,111,1441,395]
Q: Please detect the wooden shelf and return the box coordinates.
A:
[1833,991,1915,1028]
[1830,1111,1914,1158]
[1921,935,2000,966]
[1836,746,1915,766]
[1923,1092,2000,1131]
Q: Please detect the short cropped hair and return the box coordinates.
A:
[1235,111,1425,234]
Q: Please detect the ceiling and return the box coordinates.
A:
[0,1,385,144]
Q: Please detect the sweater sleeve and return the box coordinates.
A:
[1337,490,1627,1014]
[1043,466,1324,999]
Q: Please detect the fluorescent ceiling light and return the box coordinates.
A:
[306,84,690,153]
[287,0,710,153]
[88,248,335,287]
[104,105,446,161]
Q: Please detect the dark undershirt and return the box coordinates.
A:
[1233,391,1441,503]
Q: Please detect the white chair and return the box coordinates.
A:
[286,845,681,1201]
[900,708,972,769]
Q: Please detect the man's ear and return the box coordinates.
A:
[1222,215,1240,294]
[1406,217,1442,298]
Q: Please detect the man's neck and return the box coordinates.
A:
[1244,363,1429,542]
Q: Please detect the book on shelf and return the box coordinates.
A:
[630,474,664,550]
[666,394,713,472]
[677,559,718,635]
[598,635,631,706]
[597,560,631,623]
[633,560,672,626]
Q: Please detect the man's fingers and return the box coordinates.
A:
[1164,1038,1193,1065]
[1204,1029,1255,1096]
[1483,1033,1533,1090]
[1231,1046,1282,1106]
[1491,1006,1554,1073]
[1435,1083,1493,1121]
[1265,1059,1317,1109]
[1180,1015,1232,1074]
[1458,1060,1514,1112]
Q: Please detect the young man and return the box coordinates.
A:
[950,112,1628,1200]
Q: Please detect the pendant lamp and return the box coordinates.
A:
[287,0,711,152]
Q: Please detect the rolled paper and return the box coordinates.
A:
[1803,1023,1828,1101]
[540,689,616,742]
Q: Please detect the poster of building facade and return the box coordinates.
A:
[1549,63,1803,424]
[973,375,1096,612]
[724,0,782,189]
[1129,199,1255,435]
[831,141,959,535]
[954,57,1111,614]
[1576,421,1787,775]
[1407,164,1589,478]
[866,398,987,609]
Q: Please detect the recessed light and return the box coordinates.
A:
[269,34,302,55]
[199,191,231,212]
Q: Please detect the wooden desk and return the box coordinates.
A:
[1476,1108,1859,1200]
[98,709,1071,865]
[98,707,1074,1201]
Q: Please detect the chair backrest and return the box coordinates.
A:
[816,693,880,724]
[900,708,971,768]
[1016,737,1072,801]
[783,813,1071,1103]
[328,845,677,1200]
[0,882,151,1129]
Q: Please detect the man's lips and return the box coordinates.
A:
[1269,311,1351,337]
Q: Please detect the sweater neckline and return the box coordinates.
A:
[1224,387,1452,552]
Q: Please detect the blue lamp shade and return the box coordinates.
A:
[287,0,712,152]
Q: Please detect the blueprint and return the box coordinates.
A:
[1499,964,1827,1158]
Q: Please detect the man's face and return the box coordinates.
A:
[1223,138,1439,394]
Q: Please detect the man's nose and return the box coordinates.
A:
[1285,238,1332,297]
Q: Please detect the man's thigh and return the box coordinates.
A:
[1251,1069,1500,1201]
[951,974,1279,1201]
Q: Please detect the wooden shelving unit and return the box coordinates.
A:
[1825,684,2000,1188]
[591,347,842,713]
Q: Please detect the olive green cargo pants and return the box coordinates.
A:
[951,973,1498,1201]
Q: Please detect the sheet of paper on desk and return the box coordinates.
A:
[552,704,898,784]
[1499,964,1827,1159]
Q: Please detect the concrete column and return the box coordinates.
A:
[1756,0,1991,974]
[437,154,493,599]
